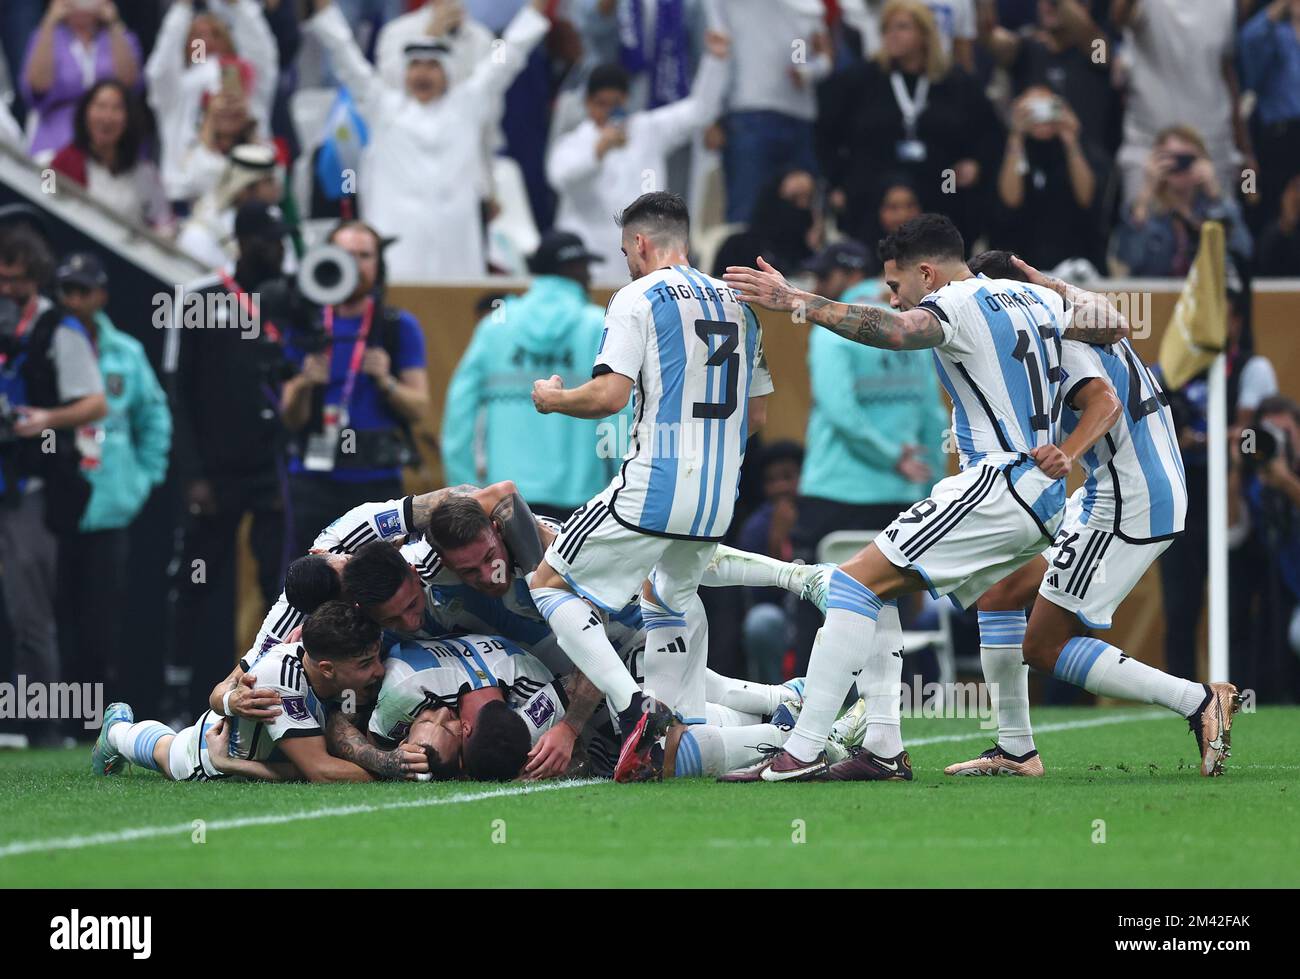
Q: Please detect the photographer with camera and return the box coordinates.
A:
[1231,396,1300,699]
[166,200,294,714]
[279,220,429,557]
[0,222,107,747]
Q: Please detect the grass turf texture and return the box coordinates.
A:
[2,706,1296,888]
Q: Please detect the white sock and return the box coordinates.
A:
[702,544,800,592]
[978,610,1035,757]
[673,723,786,777]
[784,569,881,763]
[531,587,641,712]
[705,669,788,716]
[641,593,709,723]
[704,702,764,727]
[861,600,904,758]
[109,720,174,772]
[1056,638,1206,717]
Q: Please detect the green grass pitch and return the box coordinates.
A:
[2,706,1296,888]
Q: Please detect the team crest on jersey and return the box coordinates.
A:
[282,697,310,721]
[525,692,555,727]
[375,509,403,538]
[106,373,124,397]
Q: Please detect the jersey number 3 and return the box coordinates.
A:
[692,319,739,420]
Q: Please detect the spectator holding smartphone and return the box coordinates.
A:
[994,85,1107,270]
[1113,124,1253,277]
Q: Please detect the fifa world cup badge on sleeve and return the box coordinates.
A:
[375,508,403,538]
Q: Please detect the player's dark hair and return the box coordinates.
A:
[463,701,530,781]
[341,540,411,609]
[425,495,492,553]
[762,439,805,471]
[616,191,690,247]
[284,554,341,614]
[877,213,965,268]
[301,599,380,662]
[0,224,54,286]
[587,63,631,97]
[421,743,462,782]
[967,249,1027,281]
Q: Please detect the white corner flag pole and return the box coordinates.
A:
[1206,352,1229,682]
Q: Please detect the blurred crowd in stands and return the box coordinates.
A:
[1,0,1299,744]
[0,0,1297,281]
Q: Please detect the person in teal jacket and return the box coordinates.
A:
[53,253,172,712]
[441,231,628,519]
[790,240,949,670]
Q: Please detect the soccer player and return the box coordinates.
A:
[943,251,1238,778]
[362,632,611,781]
[91,602,417,782]
[723,213,1127,781]
[529,191,773,780]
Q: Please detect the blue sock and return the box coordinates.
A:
[109,720,174,772]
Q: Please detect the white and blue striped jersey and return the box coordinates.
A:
[246,497,420,663]
[596,265,773,541]
[1059,339,1187,542]
[368,634,561,745]
[917,275,1070,532]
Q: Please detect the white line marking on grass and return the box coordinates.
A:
[906,709,1164,747]
[0,777,604,860]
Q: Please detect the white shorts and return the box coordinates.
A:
[544,488,716,614]
[1038,489,1172,629]
[874,464,1059,611]
[166,710,225,781]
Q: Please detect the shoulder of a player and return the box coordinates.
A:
[249,643,309,692]
[314,498,412,551]
[606,280,652,317]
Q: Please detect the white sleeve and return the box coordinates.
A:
[304,4,392,121]
[313,497,415,551]
[368,658,418,742]
[242,595,302,668]
[915,289,962,349]
[594,288,650,381]
[375,16,414,91]
[514,683,567,740]
[545,123,602,192]
[226,0,279,136]
[1059,340,1110,410]
[749,319,774,397]
[257,651,324,742]
[637,52,728,151]
[1236,356,1278,413]
[144,3,191,98]
[459,4,550,105]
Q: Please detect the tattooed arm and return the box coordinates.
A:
[723,257,946,351]
[1009,256,1130,345]
[408,484,479,534]
[521,670,604,780]
[325,711,429,780]
[558,671,603,736]
[408,481,525,535]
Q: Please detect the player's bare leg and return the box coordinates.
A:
[757,542,922,782]
[1023,597,1240,777]
[946,558,1046,777]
